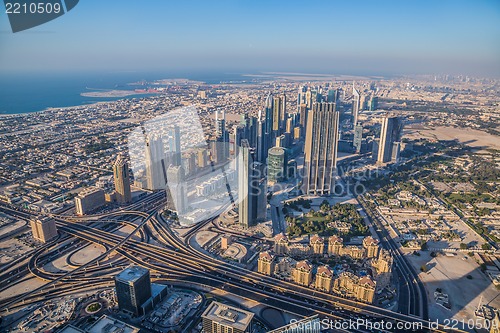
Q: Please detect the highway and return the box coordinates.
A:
[0,192,461,332]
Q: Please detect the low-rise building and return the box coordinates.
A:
[314,265,334,292]
[75,187,105,216]
[292,260,313,287]
[30,216,57,243]
[310,235,325,255]
[258,251,275,275]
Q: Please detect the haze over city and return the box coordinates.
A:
[1,0,499,75]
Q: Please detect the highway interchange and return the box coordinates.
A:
[0,190,464,333]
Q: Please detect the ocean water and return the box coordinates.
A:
[0,71,251,115]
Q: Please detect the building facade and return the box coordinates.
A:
[302,102,340,195]
[30,216,57,243]
[201,301,254,333]
[113,154,132,204]
[115,266,152,316]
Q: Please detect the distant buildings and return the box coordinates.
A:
[377,114,403,164]
[113,154,132,204]
[302,102,340,196]
[169,125,182,167]
[30,216,57,243]
[201,301,254,333]
[75,187,105,215]
[352,85,361,125]
[353,124,363,154]
[115,266,152,316]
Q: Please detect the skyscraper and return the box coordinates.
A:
[166,165,187,214]
[215,109,229,161]
[145,135,166,190]
[267,147,287,184]
[215,109,226,141]
[352,84,361,125]
[256,110,267,163]
[302,102,340,196]
[377,115,403,164]
[113,154,132,204]
[169,125,182,167]
[238,140,259,228]
[353,124,363,154]
[115,266,152,316]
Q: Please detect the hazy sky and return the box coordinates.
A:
[1,0,499,76]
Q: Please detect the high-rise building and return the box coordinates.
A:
[352,84,361,125]
[115,266,152,316]
[371,138,380,160]
[166,165,187,214]
[256,112,267,163]
[75,187,105,215]
[30,216,57,243]
[197,148,208,168]
[267,315,321,333]
[392,141,401,163]
[272,95,287,136]
[145,135,166,190]
[202,301,254,333]
[113,154,132,204]
[238,140,259,228]
[215,109,229,161]
[369,94,378,111]
[302,102,340,196]
[377,115,403,164]
[215,109,226,141]
[267,147,286,184]
[353,124,363,154]
[169,125,182,167]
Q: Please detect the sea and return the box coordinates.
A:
[0,71,252,115]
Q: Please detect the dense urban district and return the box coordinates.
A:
[0,73,499,333]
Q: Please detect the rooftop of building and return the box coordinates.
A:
[201,301,254,331]
[115,265,149,283]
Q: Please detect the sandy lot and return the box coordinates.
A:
[405,126,500,152]
[405,251,500,329]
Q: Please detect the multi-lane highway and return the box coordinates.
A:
[0,192,461,332]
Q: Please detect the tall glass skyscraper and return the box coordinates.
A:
[113,154,132,204]
[115,266,151,316]
[377,114,403,164]
[302,102,340,196]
